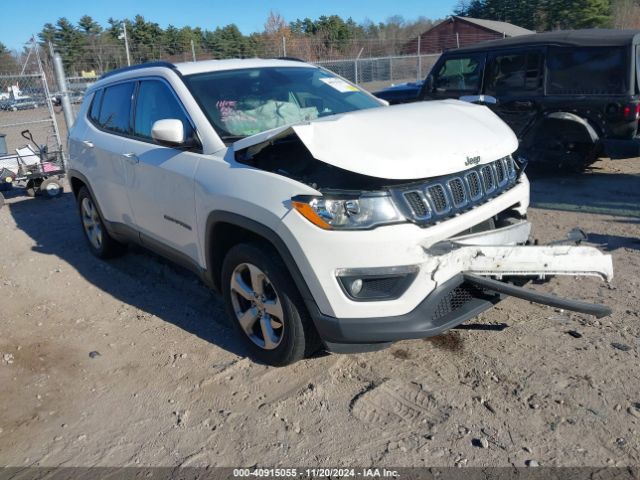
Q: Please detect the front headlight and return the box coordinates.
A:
[291,193,406,230]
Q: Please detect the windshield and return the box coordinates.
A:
[183,66,381,141]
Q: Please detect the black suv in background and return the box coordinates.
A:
[376,29,640,169]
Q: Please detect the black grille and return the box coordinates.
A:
[481,165,495,193]
[448,178,466,207]
[403,191,429,218]
[466,171,482,199]
[396,156,518,226]
[432,284,486,321]
[427,185,448,213]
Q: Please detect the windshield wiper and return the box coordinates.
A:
[220,135,246,142]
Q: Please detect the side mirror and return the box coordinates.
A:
[425,75,434,93]
[151,119,185,146]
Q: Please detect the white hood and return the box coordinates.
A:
[233,100,518,180]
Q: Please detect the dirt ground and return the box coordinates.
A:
[0,158,638,468]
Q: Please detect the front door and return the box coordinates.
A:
[423,53,486,101]
[123,79,202,264]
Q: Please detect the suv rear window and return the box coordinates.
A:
[547,47,628,95]
[98,82,135,134]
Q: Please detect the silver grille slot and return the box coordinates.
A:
[426,184,450,214]
[505,156,516,179]
[480,165,496,194]
[494,159,507,187]
[402,191,431,220]
[465,170,483,201]
[447,177,467,207]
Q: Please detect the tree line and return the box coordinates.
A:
[1,1,640,76]
[455,0,614,30]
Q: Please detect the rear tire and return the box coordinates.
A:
[77,187,126,259]
[221,242,320,366]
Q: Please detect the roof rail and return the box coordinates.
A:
[100,61,177,80]
[273,56,307,63]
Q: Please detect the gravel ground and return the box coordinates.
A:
[0,158,638,468]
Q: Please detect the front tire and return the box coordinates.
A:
[77,187,126,259]
[221,242,320,366]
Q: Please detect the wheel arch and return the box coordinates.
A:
[205,211,317,311]
[523,111,601,148]
[68,169,90,199]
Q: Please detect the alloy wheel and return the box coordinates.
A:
[81,197,102,250]
[229,263,284,350]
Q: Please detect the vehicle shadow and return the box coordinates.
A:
[585,233,640,252]
[7,192,249,359]
[528,169,640,219]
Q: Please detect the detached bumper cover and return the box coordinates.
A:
[312,243,613,349]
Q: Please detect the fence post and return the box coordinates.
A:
[53,53,74,132]
[417,36,422,81]
[354,47,364,84]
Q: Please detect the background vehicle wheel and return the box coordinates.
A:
[77,187,126,259]
[221,242,321,366]
[40,178,63,198]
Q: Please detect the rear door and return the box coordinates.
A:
[78,82,136,225]
[483,49,544,137]
[123,78,202,263]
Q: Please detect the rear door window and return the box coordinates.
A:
[98,82,134,134]
[433,55,485,93]
[547,47,629,95]
[485,51,543,96]
[133,80,195,143]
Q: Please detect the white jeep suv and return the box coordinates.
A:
[68,59,613,366]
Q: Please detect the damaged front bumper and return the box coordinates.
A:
[308,224,613,352]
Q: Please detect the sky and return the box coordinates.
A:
[2,0,459,51]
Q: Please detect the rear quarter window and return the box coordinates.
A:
[88,89,103,124]
[547,47,629,95]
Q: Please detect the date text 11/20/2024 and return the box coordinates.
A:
[232,468,400,478]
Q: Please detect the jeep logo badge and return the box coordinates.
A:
[465,156,481,166]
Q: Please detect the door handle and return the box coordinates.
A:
[122,152,139,164]
[82,140,94,148]
[512,100,534,108]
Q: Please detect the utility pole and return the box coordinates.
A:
[282,36,287,57]
[191,39,196,62]
[122,21,131,66]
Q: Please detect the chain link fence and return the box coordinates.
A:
[317,53,440,91]
[0,42,65,196]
